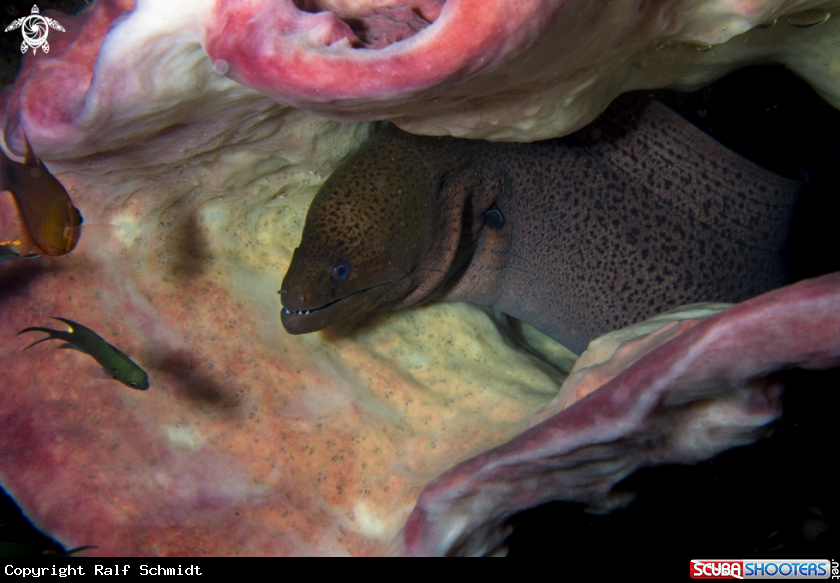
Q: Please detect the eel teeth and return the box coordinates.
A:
[283,308,312,316]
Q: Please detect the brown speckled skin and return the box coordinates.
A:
[281,94,800,354]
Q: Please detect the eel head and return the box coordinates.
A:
[279,125,479,334]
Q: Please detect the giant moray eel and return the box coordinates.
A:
[280,93,801,354]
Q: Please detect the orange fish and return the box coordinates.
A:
[0,133,83,259]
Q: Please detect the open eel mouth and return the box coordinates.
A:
[280,282,393,334]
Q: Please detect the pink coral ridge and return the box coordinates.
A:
[398,274,840,555]
[5,0,840,154]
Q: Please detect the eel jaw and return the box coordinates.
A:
[280,283,392,334]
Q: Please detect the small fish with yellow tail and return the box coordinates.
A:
[17,318,150,390]
[0,133,83,261]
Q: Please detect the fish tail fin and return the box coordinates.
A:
[22,337,55,350]
[16,327,73,350]
[73,223,117,256]
[50,317,84,331]
[16,326,56,338]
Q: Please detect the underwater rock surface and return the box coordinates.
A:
[0,0,838,557]
[205,0,840,140]
[3,0,840,151]
[0,103,575,555]
[396,278,840,555]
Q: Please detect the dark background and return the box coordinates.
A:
[1,0,838,558]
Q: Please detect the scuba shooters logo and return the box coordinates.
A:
[690,559,835,579]
[4,4,65,55]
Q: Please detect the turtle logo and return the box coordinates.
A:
[4,5,65,55]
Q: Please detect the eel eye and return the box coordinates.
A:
[129,383,138,388]
[331,260,350,282]
[483,206,504,227]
